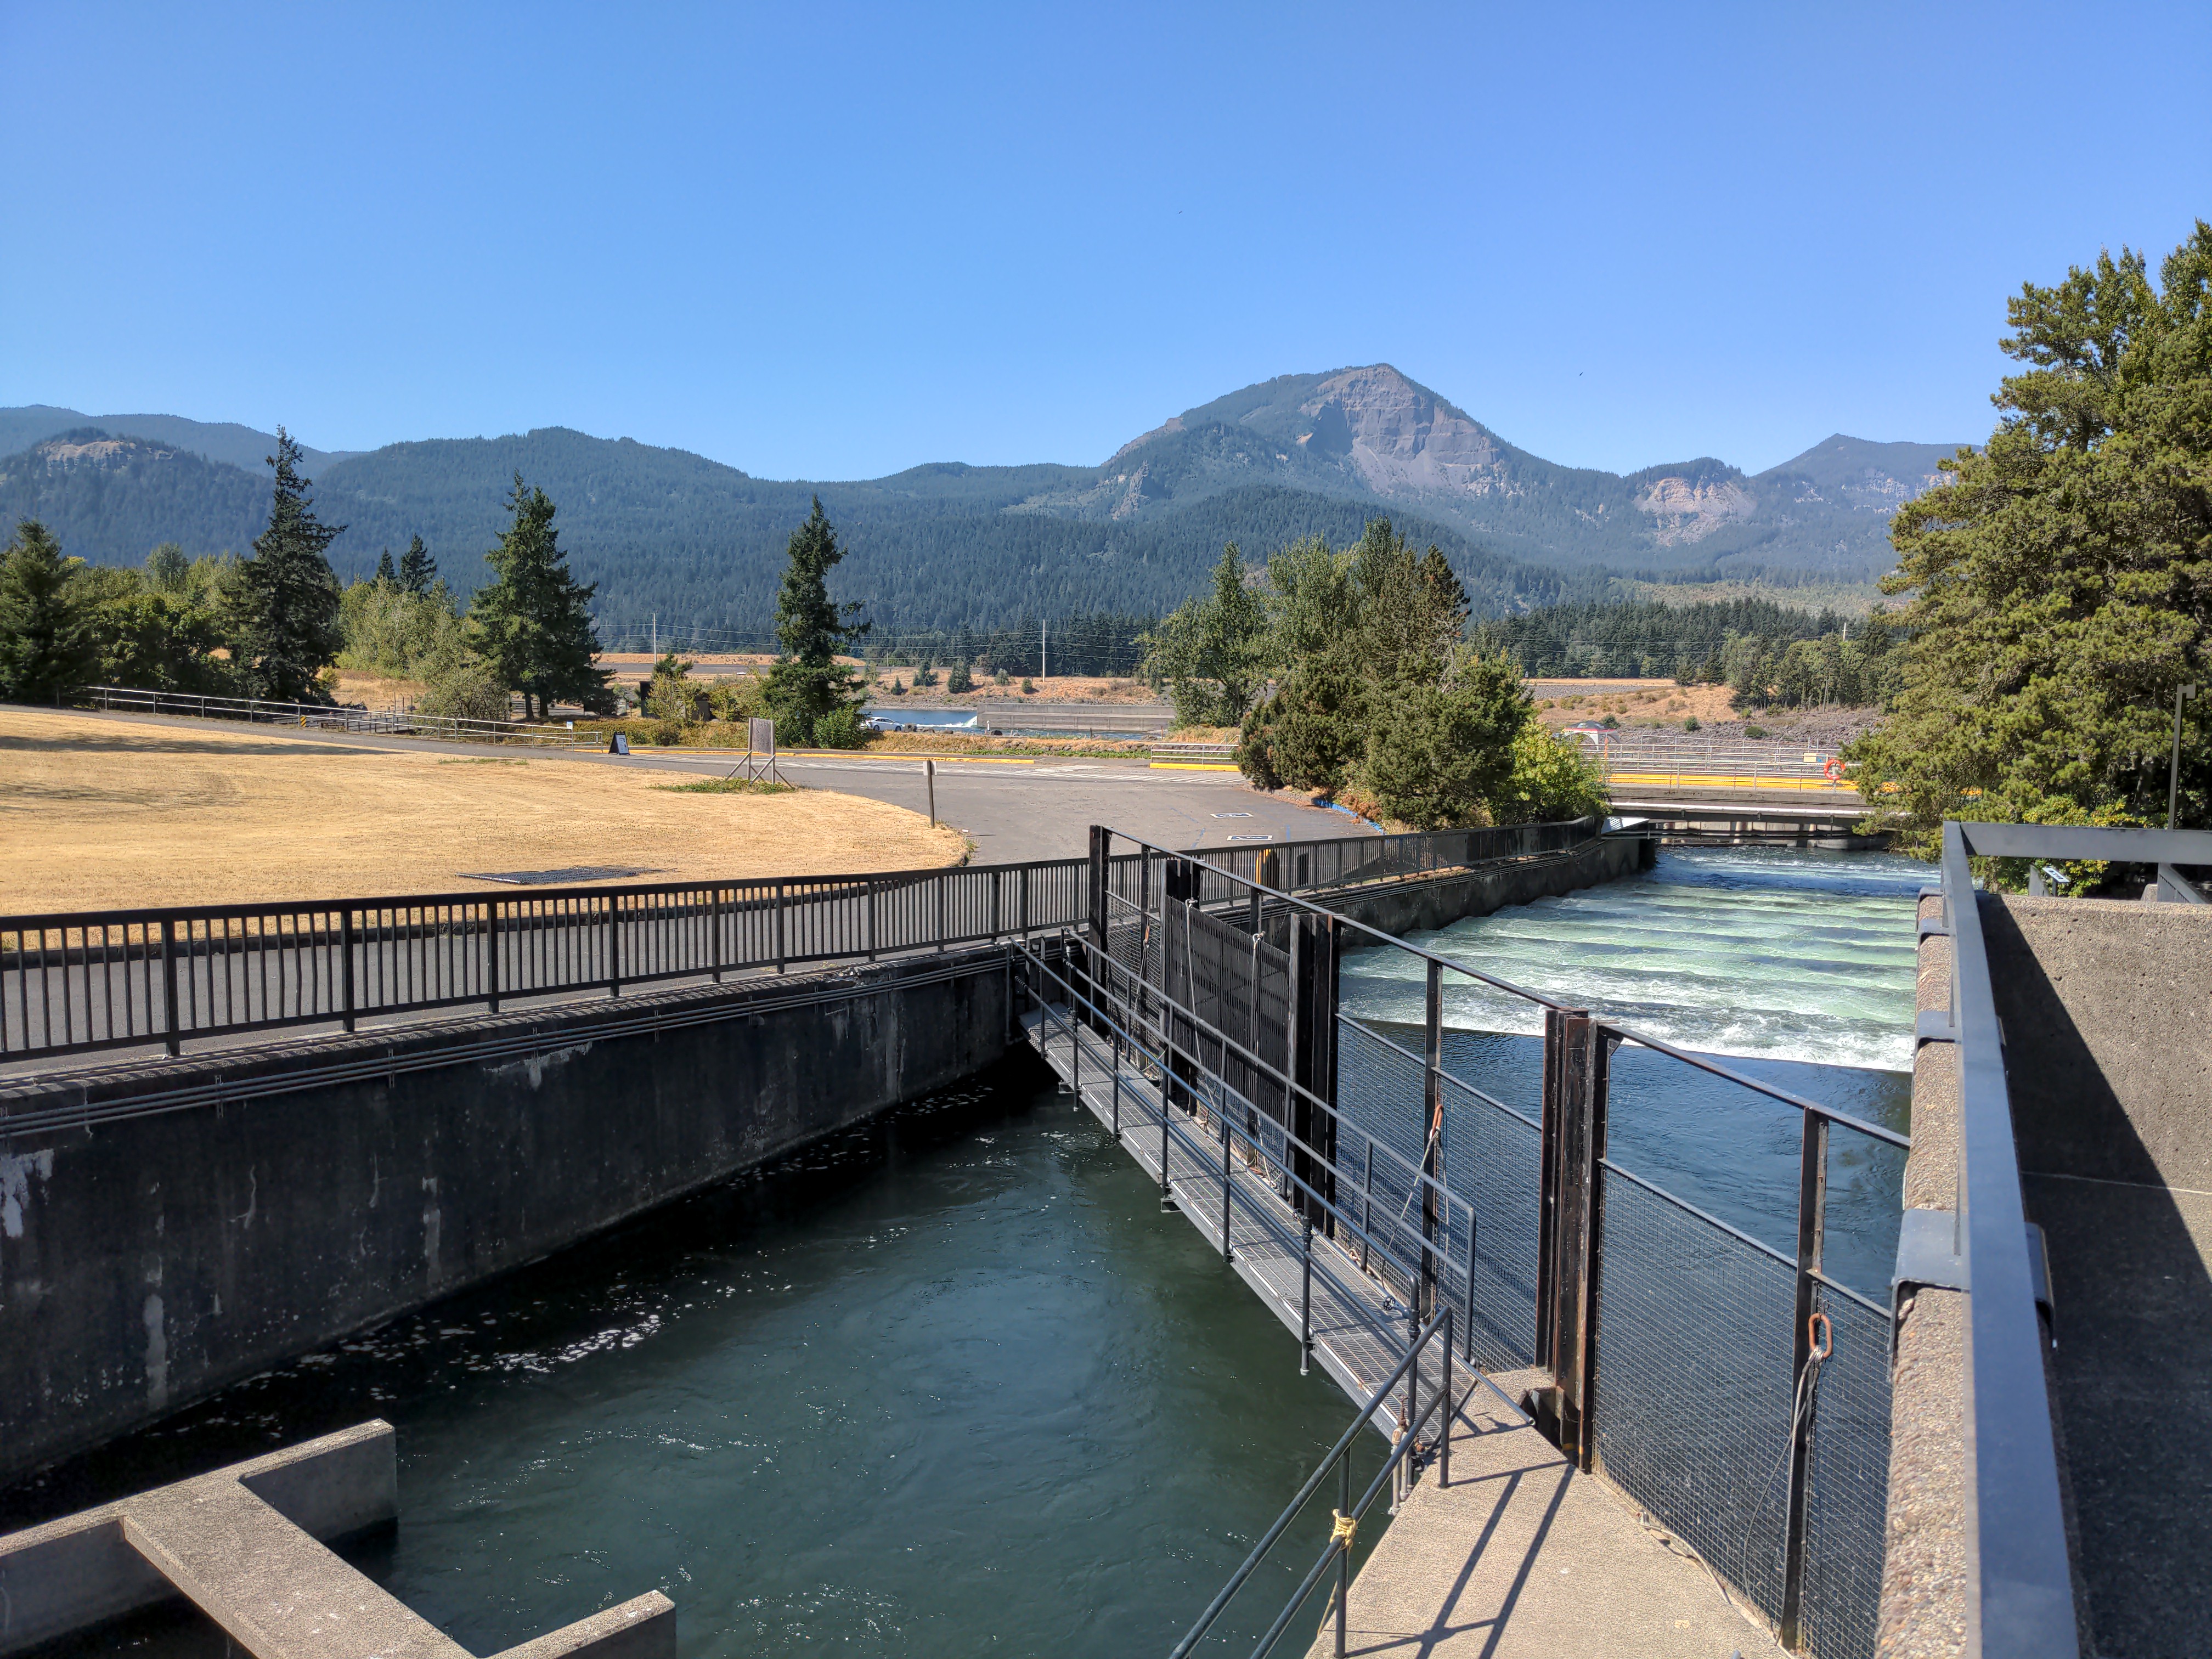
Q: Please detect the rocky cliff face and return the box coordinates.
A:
[1633,475,1756,545]
[1291,364,1515,499]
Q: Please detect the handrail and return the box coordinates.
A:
[1018,939,1468,1308]
[1934,823,2212,1654]
[1169,1310,1457,1659]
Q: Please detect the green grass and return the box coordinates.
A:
[652,776,795,794]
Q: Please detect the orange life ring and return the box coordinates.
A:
[1822,757,1843,782]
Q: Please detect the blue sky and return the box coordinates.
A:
[4,3,2207,480]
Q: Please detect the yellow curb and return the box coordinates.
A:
[1607,772,1858,793]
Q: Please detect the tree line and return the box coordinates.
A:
[0,431,614,723]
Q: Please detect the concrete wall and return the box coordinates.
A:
[1880,895,2212,1658]
[1319,833,1651,940]
[0,952,1014,1487]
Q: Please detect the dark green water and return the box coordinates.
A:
[4,1059,1385,1658]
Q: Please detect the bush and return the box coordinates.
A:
[1744,724,1768,740]
[1599,713,1619,729]
[995,668,1011,686]
[414,663,511,724]
[913,663,939,688]
[810,704,867,749]
[887,678,907,696]
[1491,726,1609,824]
[652,718,685,746]
[1020,677,1036,694]
[1683,714,1701,733]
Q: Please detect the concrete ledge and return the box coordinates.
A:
[0,1422,674,1658]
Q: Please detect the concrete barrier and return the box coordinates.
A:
[0,1420,673,1657]
[0,951,1014,1487]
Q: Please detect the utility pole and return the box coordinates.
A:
[651,614,658,657]
[2170,684,2198,830]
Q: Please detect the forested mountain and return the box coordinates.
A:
[0,407,359,474]
[0,368,1961,629]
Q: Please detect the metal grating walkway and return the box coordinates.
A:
[1024,1007,1457,1439]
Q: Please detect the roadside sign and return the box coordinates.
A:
[749,717,775,756]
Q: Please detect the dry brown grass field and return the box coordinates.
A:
[0,709,966,914]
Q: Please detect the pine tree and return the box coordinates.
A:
[469,475,613,720]
[374,548,397,585]
[398,535,436,597]
[0,520,99,703]
[764,498,870,746]
[232,430,344,703]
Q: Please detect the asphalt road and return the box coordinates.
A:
[24,707,1371,866]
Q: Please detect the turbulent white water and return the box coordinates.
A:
[1342,845,1925,1073]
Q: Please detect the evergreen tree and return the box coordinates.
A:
[469,476,614,720]
[398,534,436,596]
[374,548,397,585]
[1138,543,1269,726]
[0,520,99,703]
[232,429,344,703]
[1363,651,1530,830]
[1849,223,2212,865]
[764,498,870,746]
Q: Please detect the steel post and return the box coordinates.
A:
[775,882,786,973]
[1301,1216,1313,1375]
[1780,1108,1830,1645]
[1421,958,1442,1322]
[1221,1103,1234,1262]
[484,899,500,1014]
[339,909,356,1034]
[160,917,180,1057]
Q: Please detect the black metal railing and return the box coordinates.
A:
[1169,1311,1459,1659]
[1063,828,1908,1658]
[1,822,1604,1063]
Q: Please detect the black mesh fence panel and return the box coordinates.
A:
[1591,1166,1798,1624]
[1799,1284,1892,1659]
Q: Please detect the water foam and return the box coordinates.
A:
[1342,844,1922,1073]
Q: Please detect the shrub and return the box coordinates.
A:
[1683,714,1701,732]
[1491,726,1609,824]
[1020,677,1036,694]
[1744,724,1768,740]
[1599,714,1620,729]
[994,668,1011,686]
[913,663,939,688]
[887,678,907,696]
[414,663,511,724]
[811,704,867,749]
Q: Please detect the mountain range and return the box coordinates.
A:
[0,367,1963,631]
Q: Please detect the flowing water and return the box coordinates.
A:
[5,1063,1385,1659]
[5,845,1920,1655]
[1339,844,1924,1300]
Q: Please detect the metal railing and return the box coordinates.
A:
[83,686,600,747]
[0,822,1602,1063]
[1170,1312,1460,1659]
[1070,828,1908,1657]
[1930,821,2212,1655]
